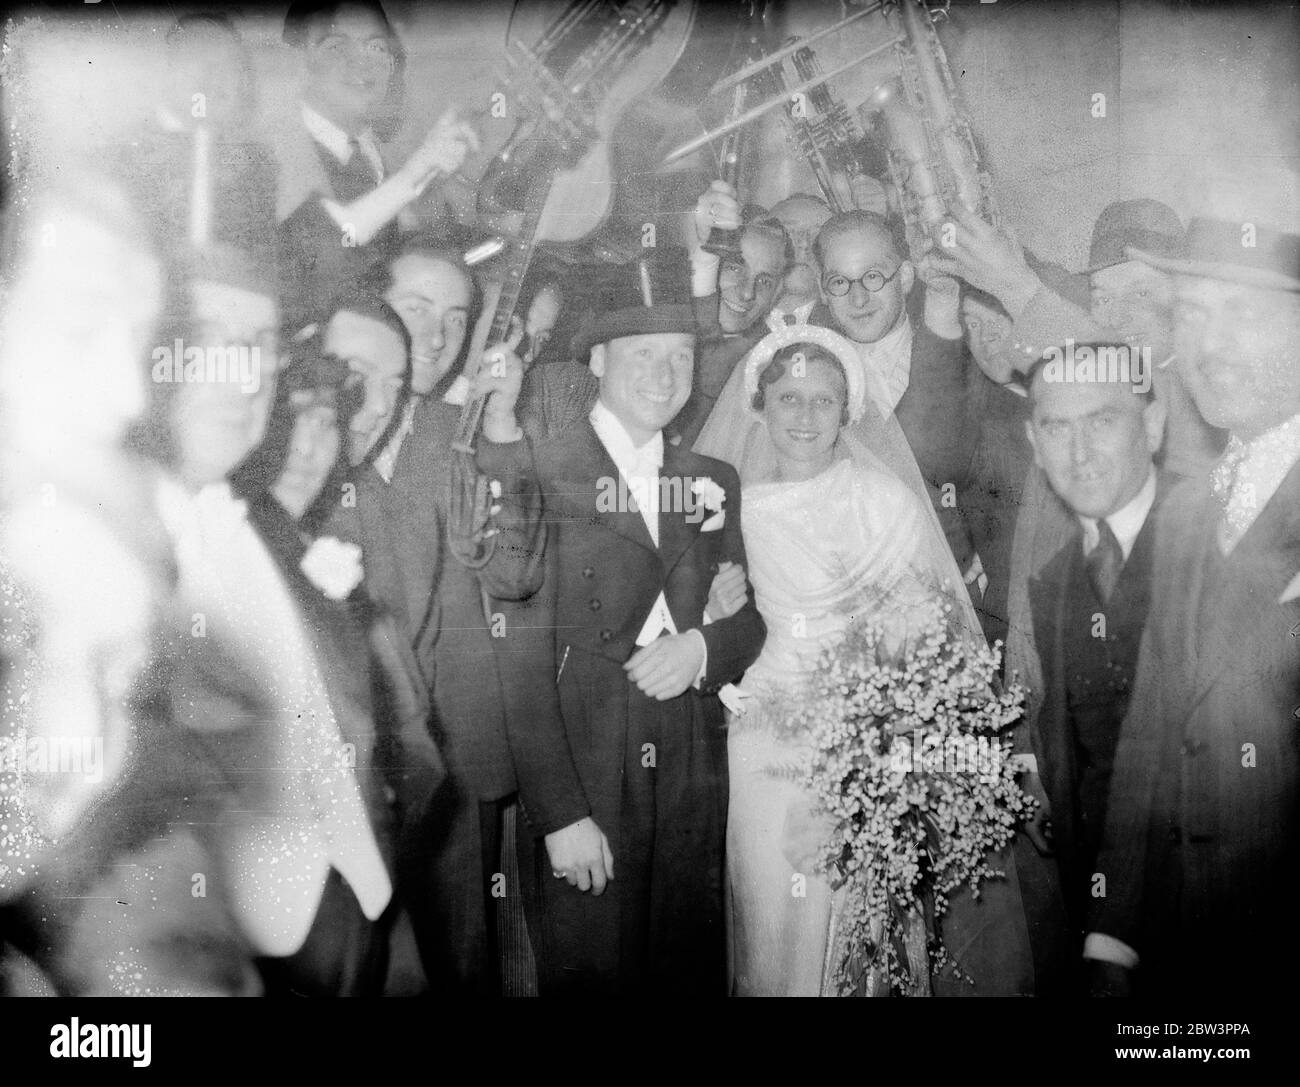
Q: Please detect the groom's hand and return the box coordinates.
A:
[625,632,706,701]
[545,817,615,895]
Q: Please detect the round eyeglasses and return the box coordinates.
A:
[822,265,902,296]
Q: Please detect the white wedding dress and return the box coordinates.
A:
[698,328,1030,997]
[725,457,946,996]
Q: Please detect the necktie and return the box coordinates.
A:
[328,137,379,204]
[1086,518,1123,605]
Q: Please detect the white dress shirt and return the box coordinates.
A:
[1212,412,1300,554]
[1078,466,1158,562]
[853,315,915,418]
[157,479,391,956]
[589,401,708,677]
[301,103,384,183]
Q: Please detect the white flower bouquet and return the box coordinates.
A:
[782,597,1034,996]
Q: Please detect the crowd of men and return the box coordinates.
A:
[0,1,1296,998]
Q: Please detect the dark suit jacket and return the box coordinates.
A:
[1027,471,1177,932]
[247,493,445,846]
[963,370,1034,648]
[1089,461,1300,988]
[518,359,600,443]
[498,420,766,837]
[672,292,772,447]
[326,398,545,802]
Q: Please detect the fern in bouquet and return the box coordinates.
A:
[781,595,1034,996]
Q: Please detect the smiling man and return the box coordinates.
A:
[1021,346,1173,986]
[275,2,478,327]
[354,242,553,995]
[1086,218,1300,996]
[812,210,975,574]
[320,291,410,468]
[674,180,791,445]
[500,293,765,994]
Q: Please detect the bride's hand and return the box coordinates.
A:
[705,561,748,621]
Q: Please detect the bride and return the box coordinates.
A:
[699,324,1031,997]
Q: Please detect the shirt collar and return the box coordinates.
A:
[1078,465,1157,561]
[300,103,377,167]
[589,399,663,477]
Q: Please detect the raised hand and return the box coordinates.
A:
[693,179,742,249]
[407,107,481,191]
[624,631,706,701]
[473,333,525,442]
[928,204,1041,314]
[545,816,615,895]
[705,560,748,621]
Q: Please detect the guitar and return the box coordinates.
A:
[476,0,697,244]
[446,0,695,567]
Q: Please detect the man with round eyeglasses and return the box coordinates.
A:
[811,210,977,576]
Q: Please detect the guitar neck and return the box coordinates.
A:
[452,179,551,453]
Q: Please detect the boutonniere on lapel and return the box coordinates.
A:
[301,536,365,600]
[691,477,726,532]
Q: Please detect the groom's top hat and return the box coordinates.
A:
[570,249,696,360]
[1128,218,1300,293]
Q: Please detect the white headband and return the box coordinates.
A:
[742,323,869,424]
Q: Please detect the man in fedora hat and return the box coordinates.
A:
[1085,218,1300,995]
[934,199,1227,479]
[497,284,766,994]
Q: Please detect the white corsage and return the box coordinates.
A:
[692,477,727,531]
[301,536,364,601]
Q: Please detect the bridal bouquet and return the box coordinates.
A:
[783,596,1033,997]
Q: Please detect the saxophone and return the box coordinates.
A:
[865,0,996,260]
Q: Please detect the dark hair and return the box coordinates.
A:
[229,326,365,522]
[360,233,472,300]
[813,210,908,270]
[742,212,795,273]
[282,1,407,142]
[319,288,413,472]
[359,234,482,380]
[325,286,411,353]
[750,342,851,425]
[1021,341,1157,404]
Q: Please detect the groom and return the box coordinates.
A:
[499,289,766,995]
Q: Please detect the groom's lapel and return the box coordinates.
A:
[658,443,705,573]
[552,420,657,555]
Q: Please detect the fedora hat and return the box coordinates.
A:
[1084,198,1186,274]
[1127,217,1300,292]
